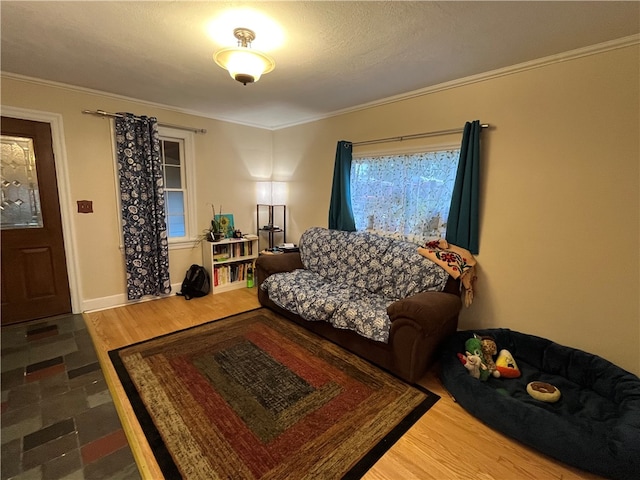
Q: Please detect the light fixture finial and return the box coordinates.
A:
[233,28,255,47]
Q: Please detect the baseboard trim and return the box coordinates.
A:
[82,282,183,313]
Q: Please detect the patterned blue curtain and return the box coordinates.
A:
[114,114,171,300]
[446,120,481,254]
[328,140,356,231]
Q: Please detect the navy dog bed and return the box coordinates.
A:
[439,329,640,479]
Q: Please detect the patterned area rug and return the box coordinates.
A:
[109,308,439,479]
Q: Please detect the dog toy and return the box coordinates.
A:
[495,349,521,378]
[527,381,561,402]
[465,335,490,381]
[480,336,500,378]
[458,352,483,379]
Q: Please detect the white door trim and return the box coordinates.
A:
[2,105,83,314]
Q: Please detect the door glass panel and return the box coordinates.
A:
[1,135,43,229]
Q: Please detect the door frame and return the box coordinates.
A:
[2,105,81,315]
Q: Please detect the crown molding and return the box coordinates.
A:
[272,34,640,129]
[2,34,638,131]
[0,71,262,128]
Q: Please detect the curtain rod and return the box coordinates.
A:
[81,109,207,134]
[352,123,489,147]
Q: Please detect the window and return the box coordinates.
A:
[350,148,460,241]
[158,127,196,245]
[160,138,185,237]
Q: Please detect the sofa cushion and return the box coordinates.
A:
[261,269,350,322]
[300,227,393,293]
[377,238,449,299]
[261,269,393,343]
[330,294,393,343]
[299,227,448,300]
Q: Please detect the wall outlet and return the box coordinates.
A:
[77,200,93,214]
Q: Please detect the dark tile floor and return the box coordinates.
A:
[1,314,141,480]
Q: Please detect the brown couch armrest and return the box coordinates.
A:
[256,252,304,308]
[255,252,304,287]
[387,291,462,335]
[387,291,462,382]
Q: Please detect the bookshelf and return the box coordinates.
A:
[202,236,258,294]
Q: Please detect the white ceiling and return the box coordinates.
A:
[2,1,639,129]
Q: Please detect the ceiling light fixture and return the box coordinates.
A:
[213,27,275,85]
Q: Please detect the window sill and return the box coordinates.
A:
[168,239,200,250]
[118,239,200,252]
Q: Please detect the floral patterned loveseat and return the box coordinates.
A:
[256,227,462,383]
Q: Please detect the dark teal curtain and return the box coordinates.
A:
[328,140,356,231]
[115,114,171,300]
[446,120,481,254]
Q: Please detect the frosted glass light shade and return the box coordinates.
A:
[256,181,287,205]
[214,47,275,84]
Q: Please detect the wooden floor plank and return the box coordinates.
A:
[84,288,601,479]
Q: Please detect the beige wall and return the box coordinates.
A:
[273,45,640,375]
[1,76,272,309]
[2,43,638,375]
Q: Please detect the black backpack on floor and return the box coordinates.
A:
[177,264,210,300]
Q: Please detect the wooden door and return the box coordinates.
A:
[1,116,71,324]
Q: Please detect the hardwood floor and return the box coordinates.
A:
[84,288,600,479]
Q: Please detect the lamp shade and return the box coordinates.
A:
[214,47,275,84]
[256,181,287,205]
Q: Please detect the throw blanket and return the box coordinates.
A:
[417,239,477,307]
[262,227,450,344]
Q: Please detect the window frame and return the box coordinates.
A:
[157,126,197,249]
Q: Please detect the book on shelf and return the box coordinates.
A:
[233,242,253,258]
[213,261,252,286]
[212,242,254,261]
